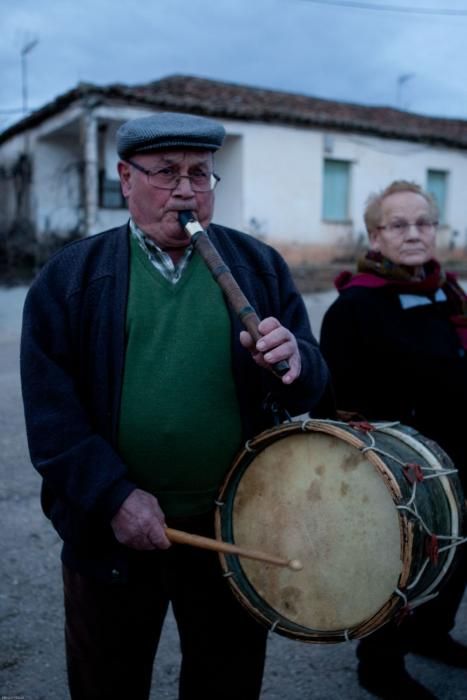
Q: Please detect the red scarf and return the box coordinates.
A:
[335,253,467,349]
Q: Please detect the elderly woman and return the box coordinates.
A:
[320,180,467,700]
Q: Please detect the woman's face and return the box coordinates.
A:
[369,191,437,267]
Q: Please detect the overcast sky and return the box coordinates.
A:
[1,0,467,132]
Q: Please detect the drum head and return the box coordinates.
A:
[218,429,403,640]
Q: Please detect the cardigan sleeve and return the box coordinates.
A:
[267,252,332,417]
[20,265,136,524]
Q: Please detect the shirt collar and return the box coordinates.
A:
[129,219,194,284]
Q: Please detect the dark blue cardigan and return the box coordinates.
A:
[20,222,329,579]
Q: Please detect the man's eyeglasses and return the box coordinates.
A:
[377,220,438,235]
[126,159,221,192]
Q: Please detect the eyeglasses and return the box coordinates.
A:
[126,159,221,192]
[377,220,438,235]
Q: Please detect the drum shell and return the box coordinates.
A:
[215,420,465,643]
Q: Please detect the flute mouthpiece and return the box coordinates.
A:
[179,211,204,237]
[178,210,195,228]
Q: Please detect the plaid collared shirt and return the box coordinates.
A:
[129,219,194,284]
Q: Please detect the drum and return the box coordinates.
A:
[214,419,466,643]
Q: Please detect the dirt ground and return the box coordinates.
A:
[1,286,467,699]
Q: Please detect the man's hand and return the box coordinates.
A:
[239,317,301,384]
[111,488,171,550]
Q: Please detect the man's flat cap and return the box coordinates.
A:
[117,112,226,159]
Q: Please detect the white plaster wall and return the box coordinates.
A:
[2,103,467,259]
[0,133,26,161]
[93,208,129,233]
[212,134,243,230]
[0,135,25,228]
[0,106,84,237]
[0,133,42,230]
[103,120,122,178]
[219,120,323,243]
[35,135,81,235]
[319,131,467,251]
[91,118,128,234]
[213,120,467,257]
[106,110,467,259]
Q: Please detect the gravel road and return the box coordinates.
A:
[1,286,466,699]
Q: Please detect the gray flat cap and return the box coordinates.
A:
[116,112,226,159]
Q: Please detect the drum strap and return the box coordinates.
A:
[262,392,292,426]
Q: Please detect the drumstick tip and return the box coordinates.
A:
[288,559,303,571]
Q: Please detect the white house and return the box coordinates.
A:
[1,74,467,264]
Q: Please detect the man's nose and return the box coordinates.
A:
[173,175,196,195]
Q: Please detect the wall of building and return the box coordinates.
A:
[0,134,35,232]
[216,119,467,263]
[2,102,467,264]
[35,133,82,235]
[323,131,467,255]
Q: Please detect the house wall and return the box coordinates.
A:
[0,106,85,238]
[231,121,323,243]
[35,134,82,235]
[0,134,34,232]
[2,102,467,264]
[321,131,467,255]
[215,120,467,263]
[211,134,243,230]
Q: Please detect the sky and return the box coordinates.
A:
[1,0,467,133]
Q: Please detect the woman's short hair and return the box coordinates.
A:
[363,180,439,233]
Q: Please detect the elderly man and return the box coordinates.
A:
[21,112,330,700]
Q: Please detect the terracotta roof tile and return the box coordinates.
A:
[2,74,467,148]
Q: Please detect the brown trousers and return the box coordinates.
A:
[63,519,268,700]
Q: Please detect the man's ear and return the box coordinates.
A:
[117,161,131,197]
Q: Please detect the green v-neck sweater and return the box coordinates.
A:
[117,235,242,516]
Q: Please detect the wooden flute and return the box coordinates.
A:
[178,210,290,378]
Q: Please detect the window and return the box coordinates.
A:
[426,169,448,225]
[322,159,351,222]
[99,170,126,209]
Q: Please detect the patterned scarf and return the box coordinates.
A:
[335,251,467,349]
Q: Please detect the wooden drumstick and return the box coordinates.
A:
[166,527,303,571]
